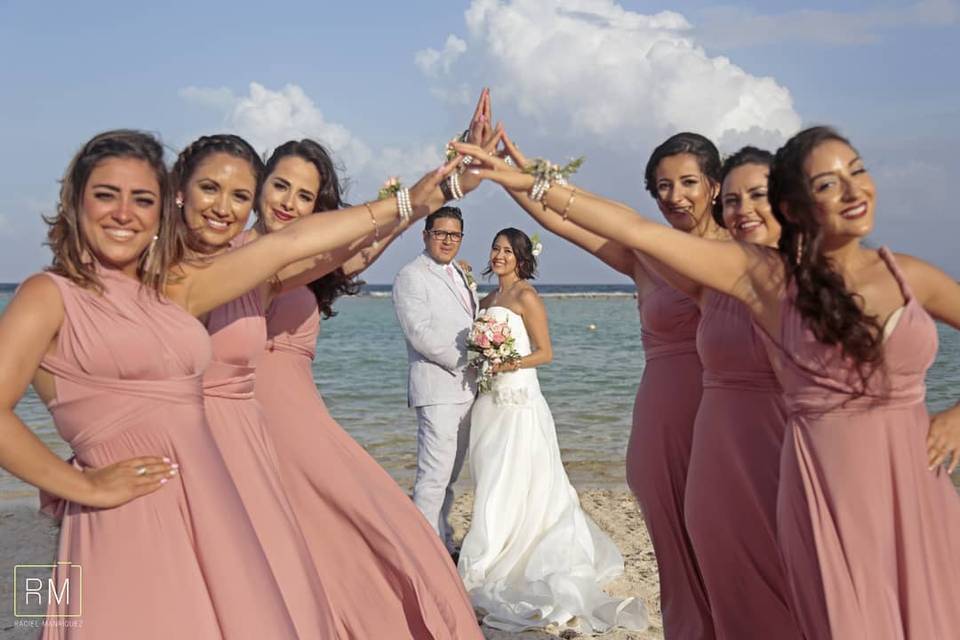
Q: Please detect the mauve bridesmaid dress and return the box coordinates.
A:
[758,248,960,640]
[255,286,482,640]
[36,269,299,639]
[627,273,713,639]
[684,290,802,639]
[201,249,337,638]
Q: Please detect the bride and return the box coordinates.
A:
[458,227,648,633]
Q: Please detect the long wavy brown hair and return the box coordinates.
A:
[256,139,362,319]
[769,126,884,384]
[44,129,184,295]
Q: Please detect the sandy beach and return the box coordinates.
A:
[1,489,663,640]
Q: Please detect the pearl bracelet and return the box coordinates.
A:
[396,187,413,223]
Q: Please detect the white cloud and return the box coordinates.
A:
[415,34,468,77]
[697,0,960,49]
[178,86,237,111]
[421,0,801,149]
[179,82,443,193]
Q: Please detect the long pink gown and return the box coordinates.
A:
[684,291,802,639]
[254,286,483,639]
[758,248,960,640]
[627,274,713,639]
[36,269,299,639]
[202,282,336,638]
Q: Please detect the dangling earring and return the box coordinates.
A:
[175,196,184,209]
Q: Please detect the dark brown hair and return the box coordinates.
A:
[769,126,883,383]
[712,146,774,227]
[483,227,538,280]
[171,134,264,256]
[45,129,182,295]
[257,139,361,319]
[644,132,722,199]
[425,206,464,231]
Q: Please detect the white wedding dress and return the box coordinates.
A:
[458,306,648,633]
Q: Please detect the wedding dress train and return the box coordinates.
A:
[458,306,648,633]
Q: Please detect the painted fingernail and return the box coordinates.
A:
[163,457,171,463]
[469,169,481,175]
[171,463,180,469]
[169,469,178,476]
[160,478,169,485]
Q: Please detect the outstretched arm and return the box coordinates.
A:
[897,253,960,473]
[171,156,461,317]
[496,133,639,278]
[266,116,505,295]
[455,141,775,306]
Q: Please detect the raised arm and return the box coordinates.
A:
[268,122,505,295]
[392,269,463,372]
[172,157,460,317]
[897,253,960,473]
[0,276,175,508]
[497,134,637,278]
[456,141,776,307]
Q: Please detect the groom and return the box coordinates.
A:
[393,206,478,554]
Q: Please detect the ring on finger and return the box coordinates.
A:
[504,156,516,167]
[135,466,148,476]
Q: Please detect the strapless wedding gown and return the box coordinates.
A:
[458,306,648,633]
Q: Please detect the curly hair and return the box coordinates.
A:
[769,126,883,384]
[712,146,774,227]
[257,139,362,319]
[483,227,538,280]
[44,129,183,296]
[644,132,722,199]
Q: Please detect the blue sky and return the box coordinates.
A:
[1,0,958,284]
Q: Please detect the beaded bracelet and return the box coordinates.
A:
[363,202,381,249]
[560,187,578,221]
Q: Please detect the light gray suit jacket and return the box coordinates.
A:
[393,253,479,408]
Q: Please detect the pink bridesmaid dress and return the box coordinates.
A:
[684,291,802,639]
[255,286,483,640]
[758,248,960,640]
[627,273,713,639]
[202,280,336,638]
[36,269,299,639]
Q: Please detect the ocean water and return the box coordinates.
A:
[1,284,959,500]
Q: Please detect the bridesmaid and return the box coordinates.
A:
[0,127,458,637]
[491,130,723,638]
[457,125,960,639]
[0,130,300,638]
[678,148,802,638]
[251,138,485,639]
[176,129,494,638]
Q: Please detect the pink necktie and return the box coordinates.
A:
[445,264,471,309]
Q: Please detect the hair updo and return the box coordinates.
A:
[712,146,774,226]
[644,132,722,200]
[483,227,538,280]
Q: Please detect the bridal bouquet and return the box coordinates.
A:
[467,315,521,393]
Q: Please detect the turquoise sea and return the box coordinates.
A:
[1,284,959,500]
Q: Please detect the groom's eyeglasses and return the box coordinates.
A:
[428,230,464,242]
